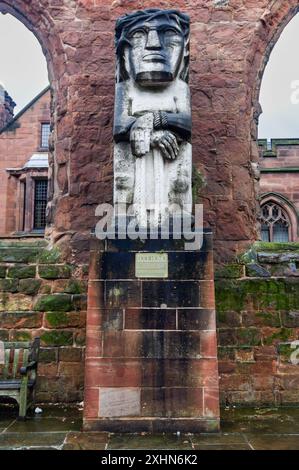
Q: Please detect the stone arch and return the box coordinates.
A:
[0,0,69,243]
[259,192,298,242]
[247,0,299,140]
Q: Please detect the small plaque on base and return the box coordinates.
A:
[135,253,168,278]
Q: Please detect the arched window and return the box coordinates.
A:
[260,201,290,242]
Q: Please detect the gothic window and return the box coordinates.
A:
[41,123,50,149]
[260,202,290,242]
[33,179,48,230]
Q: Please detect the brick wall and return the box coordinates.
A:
[0,238,87,402]
[1,238,299,406]
[216,243,299,406]
[0,89,50,234]
[259,140,299,223]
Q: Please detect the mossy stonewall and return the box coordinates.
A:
[2,239,299,405]
[216,245,299,406]
[0,240,87,403]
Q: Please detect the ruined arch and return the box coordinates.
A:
[248,1,299,140]
[0,0,69,245]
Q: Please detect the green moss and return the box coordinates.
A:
[7,265,36,279]
[264,328,293,346]
[39,265,71,279]
[216,279,245,312]
[192,166,206,203]
[216,278,298,313]
[0,279,18,293]
[236,328,261,346]
[254,242,299,253]
[41,330,73,346]
[215,264,244,279]
[255,311,281,327]
[217,346,235,360]
[12,331,32,341]
[45,311,68,327]
[64,280,86,294]
[0,246,42,263]
[277,343,293,360]
[0,266,6,278]
[19,279,41,295]
[38,247,61,264]
[34,294,73,312]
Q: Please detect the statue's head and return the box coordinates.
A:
[115,9,190,86]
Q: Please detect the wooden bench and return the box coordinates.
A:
[0,338,40,419]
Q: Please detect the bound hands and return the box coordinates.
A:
[130,112,179,160]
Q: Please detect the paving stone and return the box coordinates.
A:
[8,416,82,433]
[221,407,299,434]
[107,434,193,450]
[247,434,299,450]
[0,432,67,449]
[193,444,251,450]
[63,432,108,450]
[191,432,248,445]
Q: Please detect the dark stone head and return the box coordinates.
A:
[115,9,190,86]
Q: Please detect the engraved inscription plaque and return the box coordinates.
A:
[99,388,141,418]
[135,253,168,278]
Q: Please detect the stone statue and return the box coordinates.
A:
[113,9,192,227]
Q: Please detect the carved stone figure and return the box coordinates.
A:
[113,9,192,227]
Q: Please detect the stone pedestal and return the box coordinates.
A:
[83,231,220,432]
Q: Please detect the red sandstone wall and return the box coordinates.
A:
[260,146,299,215]
[2,0,296,262]
[0,90,50,233]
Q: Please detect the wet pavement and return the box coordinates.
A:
[0,405,299,450]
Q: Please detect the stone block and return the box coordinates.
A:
[0,311,42,328]
[0,266,6,278]
[19,279,41,295]
[124,308,176,330]
[59,347,82,362]
[40,330,73,346]
[7,265,36,279]
[178,308,216,330]
[44,311,82,328]
[39,264,72,279]
[0,279,19,293]
[39,347,59,363]
[34,294,73,312]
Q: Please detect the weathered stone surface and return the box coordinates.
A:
[40,330,73,347]
[44,311,83,328]
[34,294,73,312]
[246,263,271,278]
[0,279,18,293]
[7,265,36,279]
[39,265,72,279]
[0,266,6,278]
[18,279,41,295]
[0,311,42,328]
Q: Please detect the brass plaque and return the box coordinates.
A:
[135,253,168,278]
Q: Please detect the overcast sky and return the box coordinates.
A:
[0,13,49,114]
[1,12,299,138]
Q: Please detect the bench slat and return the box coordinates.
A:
[23,349,29,369]
[3,349,10,379]
[0,380,35,390]
[12,349,20,379]
[3,342,30,349]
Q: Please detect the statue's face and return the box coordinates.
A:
[126,17,185,86]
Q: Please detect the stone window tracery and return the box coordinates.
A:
[261,201,290,242]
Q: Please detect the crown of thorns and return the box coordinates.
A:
[115,8,190,54]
